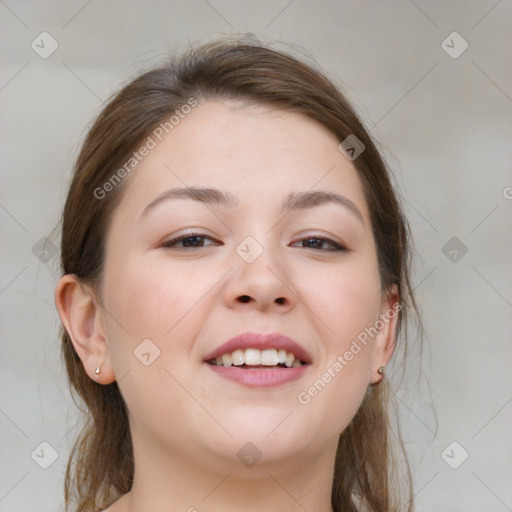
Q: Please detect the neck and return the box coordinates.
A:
[112,433,337,512]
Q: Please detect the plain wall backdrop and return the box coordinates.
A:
[1,1,511,511]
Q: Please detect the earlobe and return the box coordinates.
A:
[54,275,116,384]
[370,284,400,384]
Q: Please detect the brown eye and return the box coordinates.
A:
[162,234,220,249]
[291,237,347,252]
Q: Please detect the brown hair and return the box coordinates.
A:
[59,35,420,511]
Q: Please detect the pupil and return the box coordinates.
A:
[185,236,202,246]
[307,238,321,248]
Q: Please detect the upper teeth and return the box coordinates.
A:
[212,348,302,368]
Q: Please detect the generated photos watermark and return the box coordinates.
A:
[297,302,401,405]
[93,97,198,200]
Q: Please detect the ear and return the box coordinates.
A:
[369,284,400,384]
[55,274,116,384]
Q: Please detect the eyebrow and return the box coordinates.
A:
[283,190,364,223]
[139,186,364,224]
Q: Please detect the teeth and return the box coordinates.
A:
[261,349,278,366]
[210,348,303,368]
[244,348,261,365]
[231,349,244,366]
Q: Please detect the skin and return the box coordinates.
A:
[55,100,398,512]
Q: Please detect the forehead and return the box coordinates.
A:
[112,100,370,221]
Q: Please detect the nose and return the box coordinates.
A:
[223,242,297,314]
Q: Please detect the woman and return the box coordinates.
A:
[55,36,419,512]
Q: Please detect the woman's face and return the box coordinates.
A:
[99,100,396,471]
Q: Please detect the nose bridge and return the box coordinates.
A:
[235,232,287,285]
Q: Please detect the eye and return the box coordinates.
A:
[291,236,347,252]
[161,233,221,249]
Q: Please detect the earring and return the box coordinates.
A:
[95,366,101,376]
[377,365,385,375]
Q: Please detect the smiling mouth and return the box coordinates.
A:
[206,348,308,369]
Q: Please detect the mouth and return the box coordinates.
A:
[203,332,311,388]
[206,348,307,369]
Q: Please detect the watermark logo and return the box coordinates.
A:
[31,32,59,59]
[133,338,161,366]
[338,134,365,161]
[441,32,469,59]
[441,441,469,469]
[236,441,262,468]
[31,441,59,469]
[236,236,264,264]
[32,237,58,263]
[442,236,468,263]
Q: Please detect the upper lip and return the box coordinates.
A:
[203,332,312,364]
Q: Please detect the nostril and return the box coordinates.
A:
[235,295,287,305]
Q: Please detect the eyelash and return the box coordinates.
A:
[161,233,348,252]
[161,234,219,249]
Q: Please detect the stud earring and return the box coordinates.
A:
[95,366,101,376]
[377,365,385,375]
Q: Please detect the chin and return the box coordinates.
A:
[211,414,317,456]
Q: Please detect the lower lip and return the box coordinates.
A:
[205,363,309,388]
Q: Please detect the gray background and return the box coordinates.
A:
[1,1,511,511]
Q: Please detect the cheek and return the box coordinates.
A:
[297,361,370,445]
[294,285,378,439]
[100,255,215,432]
[103,254,210,339]
[101,251,224,384]
[292,258,380,418]
[295,257,381,349]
